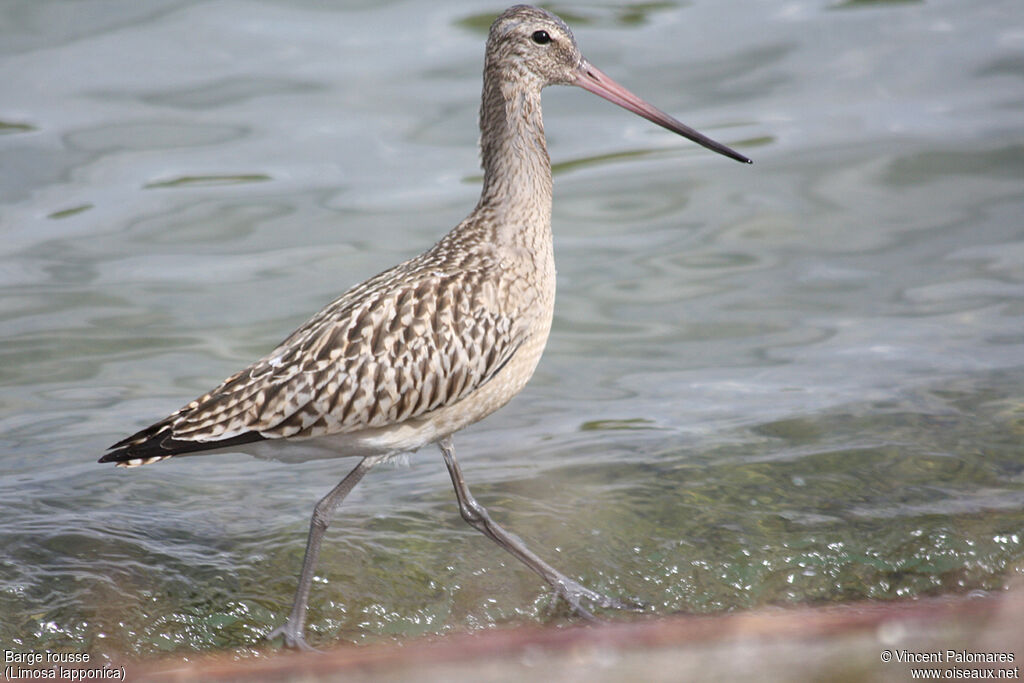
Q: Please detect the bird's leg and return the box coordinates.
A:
[438,436,631,620]
[268,456,380,651]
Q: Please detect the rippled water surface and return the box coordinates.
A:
[2,0,1023,658]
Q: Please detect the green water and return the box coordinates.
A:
[1,0,1023,659]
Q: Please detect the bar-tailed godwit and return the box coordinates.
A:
[101,4,751,650]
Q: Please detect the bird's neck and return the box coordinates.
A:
[473,72,553,249]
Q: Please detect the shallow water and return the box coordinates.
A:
[2,0,1023,658]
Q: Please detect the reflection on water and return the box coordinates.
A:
[1,0,1023,657]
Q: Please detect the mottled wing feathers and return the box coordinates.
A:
[101,250,528,466]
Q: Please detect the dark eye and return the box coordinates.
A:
[531,30,551,45]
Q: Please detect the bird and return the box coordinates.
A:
[100,4,751,650]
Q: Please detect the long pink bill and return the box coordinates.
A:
[574,60,752,165]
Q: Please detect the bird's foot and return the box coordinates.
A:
[267,621,320,652]
[549,576,647,621]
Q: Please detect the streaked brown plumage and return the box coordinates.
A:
[109,223,546,464]
[101,4,749,650]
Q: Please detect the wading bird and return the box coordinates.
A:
[101,4,751,650]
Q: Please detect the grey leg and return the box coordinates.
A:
[438,436,629,620]
[268,455,380,650]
